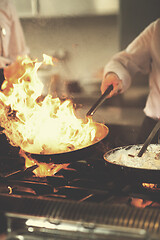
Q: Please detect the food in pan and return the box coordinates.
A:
[106,144,160,170]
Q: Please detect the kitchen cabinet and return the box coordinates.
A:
[13,0,119,18]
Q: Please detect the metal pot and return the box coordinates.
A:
[103,144,160,183]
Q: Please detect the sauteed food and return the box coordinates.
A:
[106,144,160,170]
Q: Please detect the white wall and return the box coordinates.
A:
[21,15,119,82]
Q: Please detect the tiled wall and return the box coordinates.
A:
[21,15,119,82]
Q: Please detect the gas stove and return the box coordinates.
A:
[0,125,160,239]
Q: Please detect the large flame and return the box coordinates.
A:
[0,55,102,161]
[20,150,69,177]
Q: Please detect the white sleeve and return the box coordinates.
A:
[8,0,30,60]
[104,20,157,92]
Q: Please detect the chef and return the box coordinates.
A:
[0,0,29,85]
[101,19,160,144]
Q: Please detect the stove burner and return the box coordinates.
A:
[0,124,160,239]
[0,155,160,207]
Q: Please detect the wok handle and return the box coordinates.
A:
[138,120,160,157]
[86,85,113,117]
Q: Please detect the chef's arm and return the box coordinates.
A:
[101,19,157,96]
[8,1,29,60]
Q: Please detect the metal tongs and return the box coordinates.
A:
[86,85,113,117]
[137,120,160,157]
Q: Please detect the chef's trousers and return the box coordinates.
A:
[136,116,159,144]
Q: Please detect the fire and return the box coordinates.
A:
[131,198,152,208]
[142,183,159,190]
[0,54,99,154]
[0,54,104,176]
[20,150,69,178]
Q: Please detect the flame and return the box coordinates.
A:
[0,55,100,154]
[131,198,152,208]
[0,55,105,176]
[20,150,69,178]
[142,183,159,190]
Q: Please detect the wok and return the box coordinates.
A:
[25,122,109,164]
[104,144,160,183]
[24,85,113,164]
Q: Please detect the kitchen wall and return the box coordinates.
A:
[17,0,160,114]
[13,1,160,126]
[119,0,160,88]
[16,1,151,125]
[119,0,160,50]
[20,15,119,83]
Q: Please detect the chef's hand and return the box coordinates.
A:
[101,72,122,98]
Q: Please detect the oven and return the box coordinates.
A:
[0,124,159,240]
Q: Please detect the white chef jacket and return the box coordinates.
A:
[104,18,160,120]
[0,0,29,68]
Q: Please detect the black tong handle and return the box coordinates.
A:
[138,120,160,157]
[86,85,113,117]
